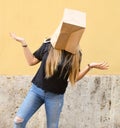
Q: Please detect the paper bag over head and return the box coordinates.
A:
[51,8,86,54]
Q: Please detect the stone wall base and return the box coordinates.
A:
[0,75,120,128]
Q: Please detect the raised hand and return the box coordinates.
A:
[89,62,109,70]
[10,33,26,45]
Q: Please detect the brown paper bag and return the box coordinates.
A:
[51,8,86,54]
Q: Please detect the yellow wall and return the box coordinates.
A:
[0,0,119,75]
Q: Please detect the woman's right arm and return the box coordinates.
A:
[10,33,40,66]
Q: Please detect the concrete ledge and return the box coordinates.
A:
[0,75,120,128]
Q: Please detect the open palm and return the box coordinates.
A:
[10,33,25,44]
[90,62,109,70]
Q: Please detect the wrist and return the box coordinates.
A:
[87,64,92,69]
[22,44,28,47]
[21,41,27,47]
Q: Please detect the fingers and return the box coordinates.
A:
[9,32,25,43]
[97,62,109,70]
[90,62,109,70]
[9,32,17,40]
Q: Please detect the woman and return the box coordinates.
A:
[10,33,109,128]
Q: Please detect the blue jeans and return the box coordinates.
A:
[14,84,64,128]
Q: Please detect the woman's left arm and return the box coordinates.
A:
[76,62,109,81]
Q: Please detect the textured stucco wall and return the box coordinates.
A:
[0,75,120,128]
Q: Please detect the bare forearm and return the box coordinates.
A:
[22,44,35,66]
[76,64,91,81]
[76,62,109,81]
[10,33,39,66]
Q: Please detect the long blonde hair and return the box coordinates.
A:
[45,45,82,85]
